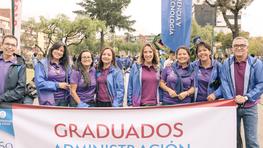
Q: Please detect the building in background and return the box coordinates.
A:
[0,8,11,42]
[193,0,242,34]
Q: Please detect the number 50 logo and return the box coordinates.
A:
[0,141,13,148]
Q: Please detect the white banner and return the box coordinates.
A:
[0,100,236,148]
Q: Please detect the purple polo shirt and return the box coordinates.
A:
[234,61,246,96]
[97,68,111,102]
[141,65,159,105]
[0,55,17,94]
[233,60,257,108]
[48,62,67,99]
[70,67,96,102]
[161,65,194,104]
[196,66,213,102]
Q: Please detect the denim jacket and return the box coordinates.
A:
[96,65,124,107]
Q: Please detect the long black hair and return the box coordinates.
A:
[74,50,94,86]
[47,42,69,68]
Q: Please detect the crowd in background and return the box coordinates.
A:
[0,35,263,148]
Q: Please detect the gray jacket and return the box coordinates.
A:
[0,51,26,103]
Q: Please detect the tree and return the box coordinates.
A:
[21,14,104,55]
[191,19,213,44]
[74,0,136,49]
[21,18,40,49]
[114,39,142,56]
[215,31,249,50]
[248,37,263,56]
[205,0,254,39]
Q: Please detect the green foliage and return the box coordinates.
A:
[215,31,250,51]
[70,39,101,56]
[249,37,263,56]
[191,19,213,44]
[114,39,142,56]
[215,32,232,49]
[74,0,135,48]
[21,15,105,55]
[190,19,213,61]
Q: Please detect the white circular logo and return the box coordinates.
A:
[0,111,7,119]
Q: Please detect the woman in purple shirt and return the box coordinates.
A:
[193,42,222,102]
[70,50,96,107]
[34,42,71,106]
[160,46,195,105]
[96,47,124,107]
[127,43,160,106]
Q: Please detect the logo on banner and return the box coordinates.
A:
[0,109,15,136]
[0,111,7,119]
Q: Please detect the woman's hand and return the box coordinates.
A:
[58,82,70,90]
[178,91,188,100]
[167,89,177,98]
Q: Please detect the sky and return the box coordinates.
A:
[0,0,262,37]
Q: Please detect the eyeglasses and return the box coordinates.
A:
[81,56,92,60]
[3,42,16,48]
[233,44,247,49]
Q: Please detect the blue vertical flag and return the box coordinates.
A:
[161,0,192,51]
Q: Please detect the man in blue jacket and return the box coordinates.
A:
[0,35,26,104]
[221,36,263,148]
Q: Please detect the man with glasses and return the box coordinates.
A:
[221,36,263,148]
[0,35,26,104]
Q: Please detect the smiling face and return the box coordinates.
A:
[232,38,248,60]
[197,45,211,62]
[80,51,93,67]
[51,46,64,61]
[101,48,113,65]
[176,48,190,66]
[2,37,17,58]
[143,45,154,64]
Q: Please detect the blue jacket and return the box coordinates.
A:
[193,60,222,102]
[221,55,263,103]
[96,65,124,107]
[34,58,71,105]
[116,57,132,70]
[127,63,160,106]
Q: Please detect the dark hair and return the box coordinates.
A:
[195,41,211,55]
[2,35,18,46]
[169,50,175,54]
[74,50,94,86]
[47,42,69,68]
[176,46,191,57]
[139,43,160,68]
[98,47,116,70]
[176,46,191,64]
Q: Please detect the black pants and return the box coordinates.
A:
[96,101,112,107]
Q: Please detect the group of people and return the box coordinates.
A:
[0,34,262,148]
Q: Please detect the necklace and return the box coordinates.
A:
[52,64,61,75]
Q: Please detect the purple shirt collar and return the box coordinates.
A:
[175,62,190,70]
[0,55,17,64]
[197,60,213,69]
[234,57,247,63]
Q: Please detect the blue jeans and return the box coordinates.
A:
[237,105,259,148]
